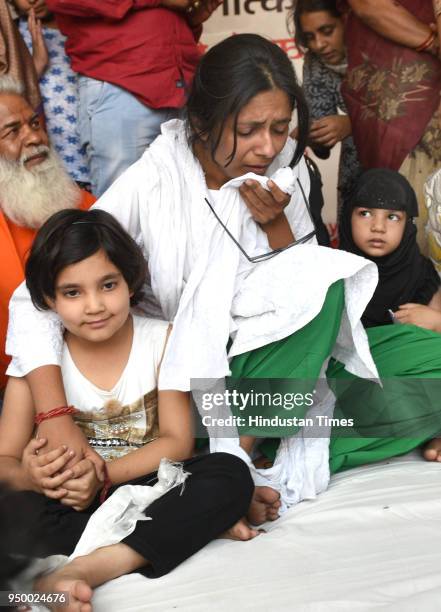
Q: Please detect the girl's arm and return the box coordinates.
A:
[0,377,74,495]
[106,389,194,485]
[347,0,438,52]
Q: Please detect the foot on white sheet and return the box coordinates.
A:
[247,486,281,525]
[220,517,261,541]
[423,437,441,462]
[35,567,93,612]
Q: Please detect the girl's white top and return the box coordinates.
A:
[63,315,168,462]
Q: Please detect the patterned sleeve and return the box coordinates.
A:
[302,53,339,120]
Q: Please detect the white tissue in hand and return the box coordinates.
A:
[220,166,295,195]
[269,167,296,195]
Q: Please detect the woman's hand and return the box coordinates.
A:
[239,179,294,249]
[394,303,441,331]
[309,115,351,148]
[22,438,74,499]
[60,458,102,511]
[239,179,290,225]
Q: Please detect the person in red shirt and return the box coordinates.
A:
[45,0,222,196]
[0,75,95,391]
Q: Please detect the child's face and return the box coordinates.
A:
[49,249,132,344]
[351,207,407,257]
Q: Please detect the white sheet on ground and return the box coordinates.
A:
[80,455,441,611]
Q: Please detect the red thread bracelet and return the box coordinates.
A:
[99,464,112,504]
[34,405,79,425]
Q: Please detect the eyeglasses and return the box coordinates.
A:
[204,178,316,263]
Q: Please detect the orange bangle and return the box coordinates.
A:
[415,31,436,52]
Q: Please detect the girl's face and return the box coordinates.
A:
[195,88,292,189]
[299,10,345,65]
[49,249,132,344]
[351,207,407,257]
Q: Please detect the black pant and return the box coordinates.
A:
[14,453,253,578]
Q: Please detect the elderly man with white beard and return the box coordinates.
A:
[0,76,96,392]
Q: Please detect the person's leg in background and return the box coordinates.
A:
[78,76,178,197]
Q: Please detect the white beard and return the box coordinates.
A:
[0,146,81,228]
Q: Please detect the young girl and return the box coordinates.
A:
[293,0,361,212]
[0,208,254,611]
[329,168,441,471]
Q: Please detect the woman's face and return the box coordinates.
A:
[299,10,345,65]
[351,207,407,257]
[196,88,292,189]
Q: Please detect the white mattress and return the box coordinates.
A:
[88,453,441,611]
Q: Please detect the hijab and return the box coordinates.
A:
[340,168,440,328]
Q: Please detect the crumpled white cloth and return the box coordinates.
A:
[70,458,189,559]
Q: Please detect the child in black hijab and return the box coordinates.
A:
[339,168,441,329]
[328,168,441,469]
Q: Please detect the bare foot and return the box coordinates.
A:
[423,437,441,462]
[247,486,281,525]
[220,517,261,541]
[35,565,93,612]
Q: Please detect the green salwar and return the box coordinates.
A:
[328,324,441,473]
[229,280,345,453]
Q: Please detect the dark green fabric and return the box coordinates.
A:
[229,280,345,444]
[328,324,441,473]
